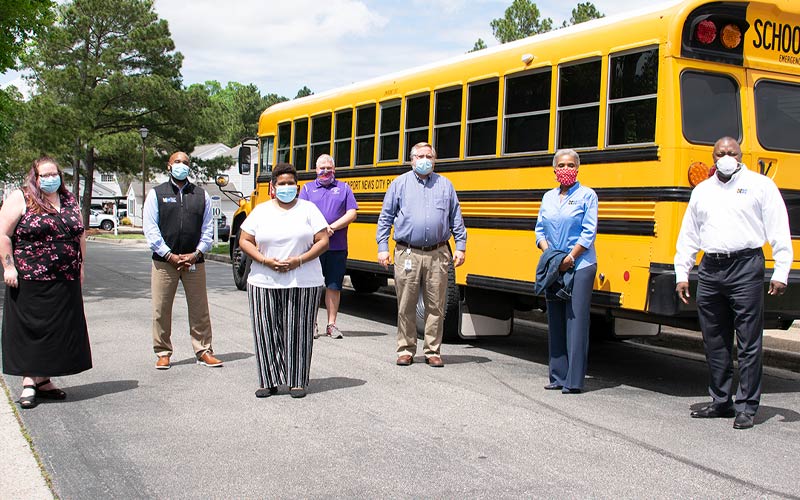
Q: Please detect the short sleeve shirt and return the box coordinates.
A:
[240,199,328,288]
[298,179,358,251]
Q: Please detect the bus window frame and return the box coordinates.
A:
[605,45,660,148]
[334,108,354,167]
[276,122,291,164]
[310,112,333,167]
[259,135,275,178]
[502,67,552,156]
[753,78,800,154]
[434,86,463,161]
[679,69,742,146]
[378,98,402,163]
[404,92,431,158]
[292,117,309,170]
[466,78,500,158]
[556,57,602,151]
[354,103,377,166]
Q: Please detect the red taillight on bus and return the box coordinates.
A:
[688,161,712,187]
[695,20,717,44]
[720,23,742,49]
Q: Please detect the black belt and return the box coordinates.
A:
[704,248,761,260]
[396,241,448,252]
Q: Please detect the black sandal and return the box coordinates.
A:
[19,384,37,409]
[255,387,278,398]
[289,387,306,399]
[35,379,66,400]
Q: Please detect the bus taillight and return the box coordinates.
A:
[695,20,717,44]
[720,24,742,49]
[688,161,711,187]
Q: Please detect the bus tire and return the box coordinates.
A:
[415,262,461,342]
[350,271,386,294]
[231,230,251,291]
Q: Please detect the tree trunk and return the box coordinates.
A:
[72,138,81,199]
[82,145,95,226]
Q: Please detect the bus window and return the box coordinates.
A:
[310,113,332,165]
[467,79,498,157]
[259,136,274,176]
[755,80,800,153]
[680,71,740,145]
[434,87,462,159]
[355,104,376,166]
[277,122,291,163]
[405,93,430,154]
[379,99,401,162]
[608,48,658,146]
[558,59,601,149]
[504,69,551,154]
[293,118,309,170]
[334,109,353,167]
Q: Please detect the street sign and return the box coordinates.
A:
[211,195,222,219]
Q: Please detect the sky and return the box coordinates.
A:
[1,0,638,99]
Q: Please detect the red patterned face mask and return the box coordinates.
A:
[555,168,578,186]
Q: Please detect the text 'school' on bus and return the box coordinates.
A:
[218,0,799,341]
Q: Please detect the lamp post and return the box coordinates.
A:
[138,126,148,226]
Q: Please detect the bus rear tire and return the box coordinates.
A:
[231,230,251,291]
[350,271,386,294]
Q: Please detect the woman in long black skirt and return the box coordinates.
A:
[0,156,92,409]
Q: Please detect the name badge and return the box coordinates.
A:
[162,196,177,203]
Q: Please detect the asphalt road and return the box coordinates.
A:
[4,242,800,499]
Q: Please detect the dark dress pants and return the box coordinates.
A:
[546,264,596,391]
[696,251,765,415]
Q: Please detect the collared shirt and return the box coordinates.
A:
[298,179,358,251]
[143,180,213,257]
[376,170,467,253]
[534,182,598,270]
[674,167,792,284]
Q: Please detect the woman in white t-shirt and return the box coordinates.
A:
[238,163,329,399]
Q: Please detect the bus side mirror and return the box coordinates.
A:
[238,146,252,175]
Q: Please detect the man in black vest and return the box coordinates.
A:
[143,151,222,370]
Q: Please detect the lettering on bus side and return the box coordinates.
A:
[345,177,394,192]
[752,19,800,56]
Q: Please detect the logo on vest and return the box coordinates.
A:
[162,196,177,203]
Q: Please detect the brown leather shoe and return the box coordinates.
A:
[155,355,171,370]
[396,355,413,366]
[197,351,223,367]
[426,355,444,367]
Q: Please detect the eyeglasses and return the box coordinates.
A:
[412,154,434,159]
[38,172,59,179]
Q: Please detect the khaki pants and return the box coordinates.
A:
[151,260,213,357]
[393,245,449,358]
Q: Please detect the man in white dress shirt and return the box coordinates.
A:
[674,137,792,430]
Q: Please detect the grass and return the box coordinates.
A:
[210,243,229,255]
[90,233,145,239]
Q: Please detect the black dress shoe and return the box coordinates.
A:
[562,388,582,394]
[733,412,754,429]
[543,382,563,390]
[690,404,735,418]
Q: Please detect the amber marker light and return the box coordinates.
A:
[720,24,742,49]
[688,161,712,187]
[695,19,717,44]
[238,199,247,207]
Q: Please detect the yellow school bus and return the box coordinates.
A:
[220,0,800,340]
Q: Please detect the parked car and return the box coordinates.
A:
[216,213,230,242]
[89,209,117,231]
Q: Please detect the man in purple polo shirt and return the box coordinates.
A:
[299,154,358,339]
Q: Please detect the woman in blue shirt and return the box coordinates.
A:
[534,149,598,393]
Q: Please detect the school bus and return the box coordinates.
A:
[218,0,800,340]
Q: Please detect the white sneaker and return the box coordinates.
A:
[326,324,343,339]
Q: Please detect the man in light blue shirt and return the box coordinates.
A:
[376,142,466,367]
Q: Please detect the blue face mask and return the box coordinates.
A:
[39,175,61,194]
[171,163,190,181]
[275,185,297,203]
[413,158,433,176]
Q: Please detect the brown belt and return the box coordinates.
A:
[395,241,448,252]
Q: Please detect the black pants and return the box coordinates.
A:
[696,250,764,415]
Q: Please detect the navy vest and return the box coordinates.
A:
[152,181,206,263]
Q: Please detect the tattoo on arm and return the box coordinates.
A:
[4,254,12,266]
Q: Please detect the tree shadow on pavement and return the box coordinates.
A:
[336,330,387,338]
[308,376,366,394]
[60,379,139,402]
[170,351,253,366]
[755,405,800,425]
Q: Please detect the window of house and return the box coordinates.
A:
[557,59,601,149]
[310,113,332,166]
[608,48,659,146]
[379,99,401,162]
[293,118,308,170]
[467,80,498,157]
[755,80,800,153]
[277,122,291,164]
[504,69,551,154]
[680,71,740,144]
[100,173,114,182]
[434,87,462,159]
[405,93,430,156]
[355,104,376,166]
[334,109,353,167]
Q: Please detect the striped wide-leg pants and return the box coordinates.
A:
[247,285,322,389]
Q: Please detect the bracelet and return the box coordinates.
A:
[298,256,303,266]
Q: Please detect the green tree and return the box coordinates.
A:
[294,86,313,99]
[23,0,208,222]
[490,0,553,43]
[469,38,487,53]
[562,2,604,27]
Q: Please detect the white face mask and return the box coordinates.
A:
[715,155,740,176]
